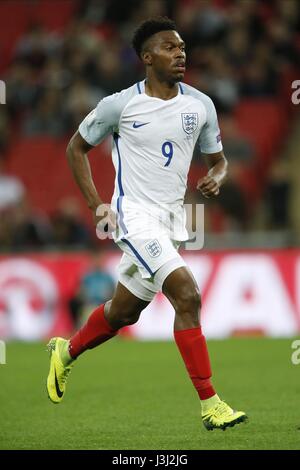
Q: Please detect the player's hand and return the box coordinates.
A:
[93,203,117,238]
[197,175,220,198]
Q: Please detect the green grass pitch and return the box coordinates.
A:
[0,337,299,450]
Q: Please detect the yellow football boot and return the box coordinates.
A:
[46,337,73,404]
[202,400,248,431]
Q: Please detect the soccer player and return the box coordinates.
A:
[46,17,247,431]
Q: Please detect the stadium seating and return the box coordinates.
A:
[0,0,76,72]
[235,99,287,169]
[6,137,115,223]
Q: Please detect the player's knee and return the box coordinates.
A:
[108,306,140,328]
[175,285,201,315]
[121,311,140,326]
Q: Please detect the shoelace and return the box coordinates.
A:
[60,365,73,385]
[212,401,232,417]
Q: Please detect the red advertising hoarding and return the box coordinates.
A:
[0,250,299,340]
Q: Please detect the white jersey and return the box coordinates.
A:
[79,80,222,242]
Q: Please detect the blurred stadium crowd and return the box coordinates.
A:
[0,0,299,252]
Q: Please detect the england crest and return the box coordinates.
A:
[181,113,198,134]
[145,239,162,258]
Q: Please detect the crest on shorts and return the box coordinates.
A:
[181,113,198,134]
[145,239,162,258]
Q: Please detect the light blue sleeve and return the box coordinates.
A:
[78,85,137,146]
[198,95,223,154]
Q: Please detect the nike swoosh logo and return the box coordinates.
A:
[133,121,150,128]
[54,367,64,398]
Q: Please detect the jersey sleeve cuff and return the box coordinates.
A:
[200,142,223,154]
[78,124,97,147]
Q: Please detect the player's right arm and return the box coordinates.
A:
[67,131,101,212]
[67,87,136,230]
[66,94,122,230]
[66,130,116,230]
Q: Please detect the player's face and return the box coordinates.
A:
[145,30,186,83]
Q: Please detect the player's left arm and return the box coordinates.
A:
[196,94,227,198]
[197,150,228,198]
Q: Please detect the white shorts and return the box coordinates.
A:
[117,235,187,302]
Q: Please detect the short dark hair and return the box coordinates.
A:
[132,17,177,58]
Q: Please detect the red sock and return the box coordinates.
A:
[174,327,216,400]
[69,304,118,359]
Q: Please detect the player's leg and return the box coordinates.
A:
[46,282,149,403]
[162,266,247,430]
[68,281,150,359]
[104,281,150,329]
